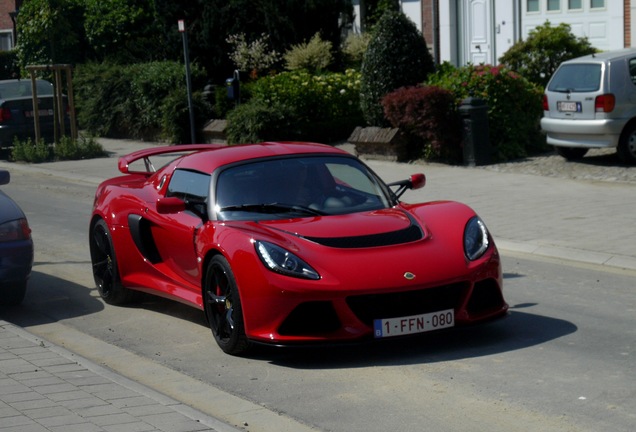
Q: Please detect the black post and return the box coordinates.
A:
[179,20,196,144]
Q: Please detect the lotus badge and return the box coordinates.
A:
[404,272,416,280]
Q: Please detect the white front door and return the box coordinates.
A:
[463,0,492,64]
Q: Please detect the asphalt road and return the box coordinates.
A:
[1,168,635,432]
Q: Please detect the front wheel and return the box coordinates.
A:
[618,124,636,164]
[203,255,250,355]
[89,219,138,305]
[555,146,588,161]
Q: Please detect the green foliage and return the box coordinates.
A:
[74,61,208,141]
[16,0,88,68]
[161,89,212,144]
[84,0,161,63]
[427,63,545,161]
[382,86,462,163]
[360,11,436,126]
[499,21,597,87]
[10,136,105,163]
[226,100,297,144]
[284,33,334,72]
[228,69,363,143]
[10,138,51,163]
[226,33,282,78]
[0,51,19,80]
[342,33,371,70]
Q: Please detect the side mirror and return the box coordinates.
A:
[387,173,426,199]
[156,197,186,214]
[0,170,10,186]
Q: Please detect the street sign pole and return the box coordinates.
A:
[178,19,196,144]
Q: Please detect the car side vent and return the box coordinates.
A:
[304,224,423,248]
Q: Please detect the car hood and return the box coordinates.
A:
[251,207,426,248]
[0,190,25,224]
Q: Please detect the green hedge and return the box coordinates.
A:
[227,69,363,144]
[427,63,545,161]
[74,61,210,143]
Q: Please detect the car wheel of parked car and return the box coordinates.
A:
[204,255,250,355]
[0,281,27,306]
[90,219,139,305]
[555,146,588,161]
[617,124,636,164]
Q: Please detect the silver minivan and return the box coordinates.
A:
[541,48,636,164]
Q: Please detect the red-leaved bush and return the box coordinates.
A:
[382,85,462,162]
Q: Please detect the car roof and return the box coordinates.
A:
[563,48,636,64]
[174,141,352,173]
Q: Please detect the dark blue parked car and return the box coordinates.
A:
[0,169,33,305]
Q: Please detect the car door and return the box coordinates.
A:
[147,168,210,289]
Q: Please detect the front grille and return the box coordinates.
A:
[346,283,468,326]
[278,301,341,336]
[304,224,423,248]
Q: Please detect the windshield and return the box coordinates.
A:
[0,80,55,99]
[215,155,391,221]
[548,63,602,93]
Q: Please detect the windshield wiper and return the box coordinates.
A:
[219,203,327,216]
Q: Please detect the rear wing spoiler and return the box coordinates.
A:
[118,144,225,175]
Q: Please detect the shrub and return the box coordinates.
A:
[427,63,545,161]
[74,61,207,141]
[342,33,371,70]
[54,135,105,160]
[284,33,333,72]
[161,89,212,144]
[499,21,597,87]
[382,86,462,162]
[226,33,281,79]
[226,100,297,144]
[360,11,435,126]
[11,138,52,163]
[0,51,19,80]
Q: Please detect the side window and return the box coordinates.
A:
[629,59,636,85]
[167,169,210,202]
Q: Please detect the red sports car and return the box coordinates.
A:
[89,142,507,355]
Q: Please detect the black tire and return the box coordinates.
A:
[90,219,138,305]
[0,281,27,306]
[555,146,588,161]
[203,255,250,355]
[618,124,636,164]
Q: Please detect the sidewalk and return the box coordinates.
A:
[0,320,241,432]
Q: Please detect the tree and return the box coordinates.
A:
[84,0,162,63]
[359,10,435,126]
[16,0,88,68]
[499,21,596,87]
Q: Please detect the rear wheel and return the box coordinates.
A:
[203,255,250,355]
[555,146,588,161]
[618,124,636,164]
[90,219,138,305]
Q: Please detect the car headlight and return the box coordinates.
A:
[464,216,490,261]
[0,219,31,242]
[255,241,320,280]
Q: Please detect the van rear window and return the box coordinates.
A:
[547,64,602,92]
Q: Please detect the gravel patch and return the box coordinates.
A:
[473,148,636,185]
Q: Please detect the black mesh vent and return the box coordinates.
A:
[346,283,468,326]
[278,301,341,336]
[304,223,423,248]
[465,279,505,315]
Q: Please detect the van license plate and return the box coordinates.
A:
[557,101,581,112]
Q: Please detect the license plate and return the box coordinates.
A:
[25,109,53,118]
[373,309,454,338]
[557,101,581,112]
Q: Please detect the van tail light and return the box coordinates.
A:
[0,107,11,122]
[595,94,616,112]
[542,94,549,111]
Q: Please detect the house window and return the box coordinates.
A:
[527,0,539,13]
[568,0,582,9]
[591,0,605,8]
[0,32,13,51]
[547,0,560,11]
